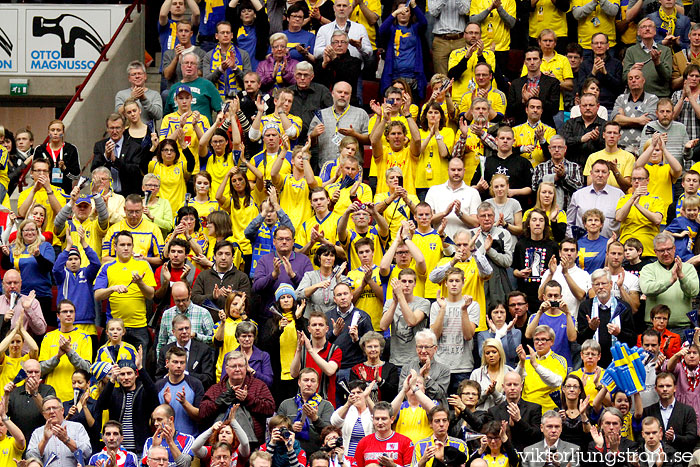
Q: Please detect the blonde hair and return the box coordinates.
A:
[481,338,507,392]
[488,173,509,197]
[684,194,700,210]
[534,181,558,213]
[13,219,42,257]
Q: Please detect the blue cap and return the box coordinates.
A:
[75,196,91,205]
[275,283,296,302]
[176,85,192,95]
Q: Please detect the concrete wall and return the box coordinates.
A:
[62,6,146,173]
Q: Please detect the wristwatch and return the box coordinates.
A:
[402,236,410,243]
[435,134,443,141]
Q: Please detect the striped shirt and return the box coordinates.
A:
[122,391,136,451]
[348,417,366,457]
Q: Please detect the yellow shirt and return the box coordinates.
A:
[260,113,302,140]
[483,453,511,467]
[221,197,259,255]
[94,258,157,328]
[214,317,242,382]
[373,192,420,238]
[572,0,619,48]
[347,266,384,330]
[205,152,236,199]
[647,163,674,209]
[529,0,568,39]
[459,88,507,117]
[57,216,108,264]
[149,159,191,216]
[395,404,433,443]
[350,0,381,48]
[0,354,29,399]
[18,186,67,232]
[295,211,341,266]
[39,328,92,402]
[513,122,557,167]
[279,174,322,234]
[159,112,208,173]
[570,367,607,403]
[413,230,445,300]
[102,218,164,259]
[616,194,665,253]
[341,228,388,271]
[448,48,498,104]
[434,256,488,331]
[191,198,220,226]
[375,147,417,195]
[0,435,23,466]
[416,128,455,189]
[521,54,573,110]
[248,150,293,182]
[368,114,411,178]
[326,182,373,217]
[583,148,636,189]
[522,350,568,414]
[95,341,138,364]
[383,263,427,299]
[279,311,298,380]
[470,0,517,51]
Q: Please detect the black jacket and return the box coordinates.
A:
[486,398,543,451]
[95,369,159,451]
[33,141,81,193]
[560,115,606,167]
[643,400,699,452]
[156,340,215,388]
[91,136,150,196]
[577,297,636,367]
[634,442,683,467]
[507,74,561,127]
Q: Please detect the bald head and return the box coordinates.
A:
[170,281,191,311]
[332,82,352,110]
[3,269,21,297]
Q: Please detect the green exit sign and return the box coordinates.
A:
[9,79,28,96]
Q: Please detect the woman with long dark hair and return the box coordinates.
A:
[415,102,454,201]
[148,137,195,215]
[559,374,592,449]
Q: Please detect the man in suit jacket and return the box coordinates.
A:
[636,416,683,467]
[577,268,636,367]
[586,407,638,466]
[522,410,580,467]
[507,46,560,128]
[486,371,543,452]
[156,314,215,388]
[91,113,149,197]
[643,372,698,452]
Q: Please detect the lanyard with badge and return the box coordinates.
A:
[46,142,64,185]
[332,106,349,146]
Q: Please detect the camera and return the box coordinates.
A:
[335,437,343,448]
[549,300,560,308]
[386,98,396,105]
[265,180,273,191]
[279,427,292,440]
[226,89,239,99]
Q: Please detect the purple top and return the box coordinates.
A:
[669,361,700,431]
[256,53,298,93]
[253,251,313,312]
[220,345,273,386]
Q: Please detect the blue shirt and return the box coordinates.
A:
[529,311,574,367]
[236,24,258,70]
[155,376,205,437]
[665,216,700,261]
[199,0,227,37]
[393,25,417,75]
[283,29,317,62]
[158,19,179,70]
[10,242,55,298]
[577,235,608,274]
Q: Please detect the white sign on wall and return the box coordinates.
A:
[0,5,125,76]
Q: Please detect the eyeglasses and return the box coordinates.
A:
[43,406,62,413]
[416,345,435,350]
[149,457,170,465]
[534,337,552,342]
[655,246,674,254]
[331,40,348,45]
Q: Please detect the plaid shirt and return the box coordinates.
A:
[156,302,216,356]
[672,89,700,140]
[532,159,584,208]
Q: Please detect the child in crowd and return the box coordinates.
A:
[665,194,700,262]
[95,318,138,364]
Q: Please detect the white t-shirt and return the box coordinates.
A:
[611,270,641,299]
[429,299,481,373]
[426,182,482,241]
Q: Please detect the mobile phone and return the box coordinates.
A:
[265,180,273,191]
[223,101,231,114]
[386,98,396,105]
[438,79,451,93]
[397,176,404,187]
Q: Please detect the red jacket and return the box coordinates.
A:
[199,372,275,442]
[637,328,681,358]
